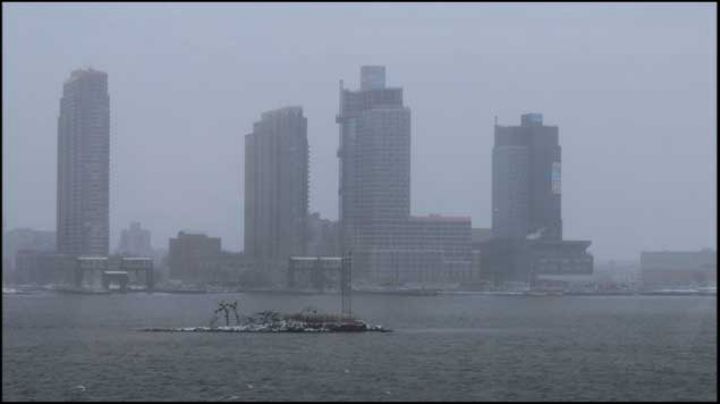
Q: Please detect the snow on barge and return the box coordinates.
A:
[142,310,390,333]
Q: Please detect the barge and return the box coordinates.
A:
[141,309,390,333]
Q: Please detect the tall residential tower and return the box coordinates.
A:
[56,68,110,257]
[482,113,592,284]
[492,113,562,240]
[244,106,308,271]
[336,66,412,278]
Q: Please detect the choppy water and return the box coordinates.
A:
[2,292,716,401]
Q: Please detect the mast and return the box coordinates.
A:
[341,250,352,317]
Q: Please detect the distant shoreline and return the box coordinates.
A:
[2,287,716,297]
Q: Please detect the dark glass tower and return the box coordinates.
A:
[483,114,592,284]
[492,113,562,241]
[56,68,110,257]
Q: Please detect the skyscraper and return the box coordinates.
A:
[336,66,412,278]
[482,113,591,284]
[56,68,110,257]
[244,106,308,269]
[492,113,562,240]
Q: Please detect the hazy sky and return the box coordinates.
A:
[3,2,716,260]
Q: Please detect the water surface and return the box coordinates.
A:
[2,293,716,401]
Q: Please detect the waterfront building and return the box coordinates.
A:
[493,113,561,240]
[168,231,222,284]
[4,228,56,284]
[244,106,308,276]
[335,66,475,284]
[397,215,472,284]
[640,249,716,290]
[483,114,593,286]
[15,251,63,285]
[336,66,412,280]
[56,68,110,257]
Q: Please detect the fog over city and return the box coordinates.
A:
[3,4,717,403]
[3,2,716,260]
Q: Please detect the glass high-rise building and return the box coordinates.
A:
[492,113,562,241]
[483,113,592,284]
[244,106,308,268]
[335,66,474,284]
[56,68,110,257]
[336,66,412,278]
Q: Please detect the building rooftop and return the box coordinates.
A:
[65,68,107,83]
[261,106,304,120]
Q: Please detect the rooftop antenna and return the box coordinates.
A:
[494,115,498,126]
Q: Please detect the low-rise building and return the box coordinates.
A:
[15,250,72,285]
[354,215,473,285]
[478,238,593,286]
[640,249,716,290]
[168,231,222,284]
[4,228,56,283]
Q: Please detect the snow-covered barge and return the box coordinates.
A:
[141,309,390,333]
[140,252,391,333]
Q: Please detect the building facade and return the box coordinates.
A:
[334,66,476,284]
[117,222,153,257]
[244,106,308,273]
[641,249,716,290]
[485,114,592,286]
[168,231,222,284]
[493,113,562,240]
[336,66,412,279]
[15,251,74,285]
[4,228,56,284]
[399,215,472,284]
[56,68,110,257]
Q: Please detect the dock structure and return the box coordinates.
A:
[73,256,153,291]
[286,252,353,317]
[120,257,154,290]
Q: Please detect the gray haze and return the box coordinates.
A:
[2,3,716,260]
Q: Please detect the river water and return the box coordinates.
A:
[2,292,716,401]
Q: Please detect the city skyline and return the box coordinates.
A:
[3,3,716,260]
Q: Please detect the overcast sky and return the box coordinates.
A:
[2,2,716,260]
